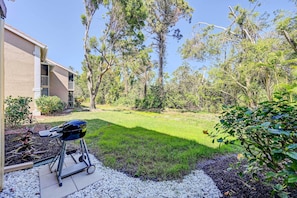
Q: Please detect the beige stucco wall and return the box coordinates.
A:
[4,29,35,109]
[50,65,68,105]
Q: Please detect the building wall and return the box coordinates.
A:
[4,29,35,109]
[50,65,68,105]
[4,26,74,114]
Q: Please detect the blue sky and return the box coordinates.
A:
[4,0,295,75]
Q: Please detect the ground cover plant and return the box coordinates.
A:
[37,107,234,181]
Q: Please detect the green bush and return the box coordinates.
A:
[115,96,135,107]
[36,96,65,115]
[135,85,164,110]
[75,96,85,108]
[4,96,32,128]
[211,95,297,197]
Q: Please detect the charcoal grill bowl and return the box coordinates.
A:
[60,120,87,141]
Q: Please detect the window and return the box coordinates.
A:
[68,73,74,90]
[41,64,49,86]
[68,73,74,82]
[41,64,49,75]
[41,88,49,96]
[68,91,74,108]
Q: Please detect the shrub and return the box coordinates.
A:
[135,85,164,110]
[4,96,32,128]
[211,95,297,197]
[36,96,65,115]
[75,96,85,108]
[115,96,135,107]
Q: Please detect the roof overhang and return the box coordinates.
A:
[4,24,48,62]
[44,59,77,75]
[4,24,47,49]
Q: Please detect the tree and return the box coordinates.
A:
[82,0,146,109]
[166,63,203,110]
[273,4,297,101]
[96,66,122,104]
[180,2,291,108]
[129,47,155,98]
[74,67,89,101]
[145,0,193,108]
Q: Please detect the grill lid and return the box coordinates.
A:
[39,120,87,140]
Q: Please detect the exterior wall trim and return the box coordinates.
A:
[33,46,41,116]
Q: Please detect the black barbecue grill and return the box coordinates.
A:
[39,120,95,187]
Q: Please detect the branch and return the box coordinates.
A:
[222,70,248,92]
[196,22,237,35]
[228,6,255,44]
[243,29,255,44]
[283,30,297,53]
[218,89,237,99]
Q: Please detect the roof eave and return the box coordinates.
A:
[45,59,77,75]
[4,23,47,49]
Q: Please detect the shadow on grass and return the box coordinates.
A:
[41,118,234,181]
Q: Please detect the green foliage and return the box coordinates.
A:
[135,85,164,110]
[212,93,297,195]
[180,4,288,109]
[74,72,89,100]
[35,96,65,115]
[119,0,147,40]
[81,14,87,25]
[165,64,205,111]
[75,96,85,108]
[82,0,148,109]
[79,0,297,116]
[4,96,32,128]
[145,0,194,108]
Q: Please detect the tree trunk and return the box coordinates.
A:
[124,72,129,96]
[143,66,149,98]
[144,81,147,98]
[245,77,256,108]
[90,94,97,110]
[157,32,166,108]
[158,33,165,89]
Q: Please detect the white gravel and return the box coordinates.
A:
[0,168,40,198]
[0,155,222,198]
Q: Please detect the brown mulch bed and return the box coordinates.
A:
[197,155,297,198]
[4,124,77,166]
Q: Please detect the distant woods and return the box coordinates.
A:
[77,0,297,112]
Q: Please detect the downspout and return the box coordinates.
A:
[0,0,6,192]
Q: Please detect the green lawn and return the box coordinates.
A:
[37,107,236,181]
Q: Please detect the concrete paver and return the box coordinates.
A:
[39,154,98,198]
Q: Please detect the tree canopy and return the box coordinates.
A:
[76,0,297,112]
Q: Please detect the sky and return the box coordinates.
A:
[3,0,296,75]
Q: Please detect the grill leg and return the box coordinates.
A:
[80,139,96,174]
[49,138,62,173]
[80,139,90,165]
[56,141,66,186]
[49,151,60,173]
